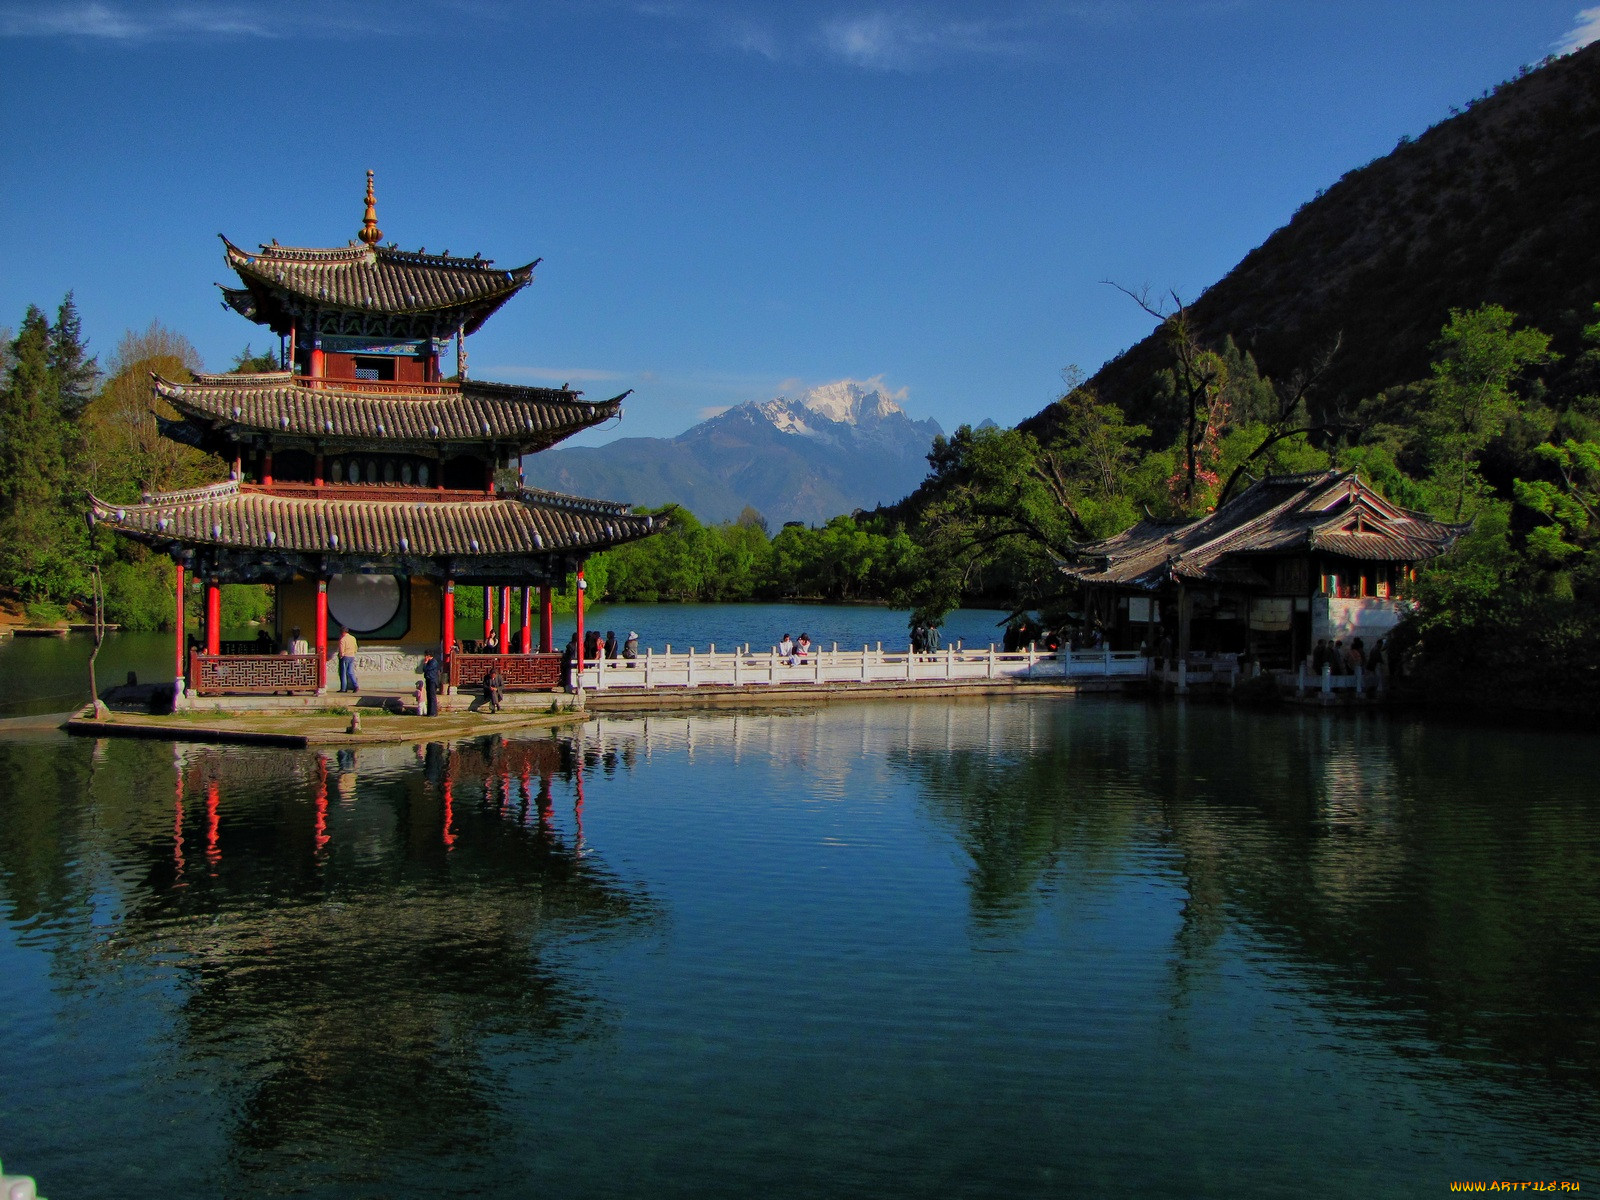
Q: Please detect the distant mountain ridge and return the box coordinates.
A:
[523,380,944,526]
[1022,41,1600,445]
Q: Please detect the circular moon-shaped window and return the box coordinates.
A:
[327,573,401,633]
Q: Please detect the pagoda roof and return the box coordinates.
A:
[1061,470,1466,591]
[220,236,537,336]
[90,480,661,574]
[153,372,625,451]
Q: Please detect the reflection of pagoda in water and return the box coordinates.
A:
[139,734,655,1176]
[91,173,661,700]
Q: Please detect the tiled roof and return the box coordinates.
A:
[1062,470,1465,590]
[153,373,623,449]
[90,480,658,560]
[221,237,536,334]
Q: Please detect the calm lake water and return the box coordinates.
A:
[0,603,1009,717]
[1,696,1597,1197]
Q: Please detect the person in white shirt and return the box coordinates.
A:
[287,626,310,655]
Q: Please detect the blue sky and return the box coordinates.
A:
[2,1,1597,445]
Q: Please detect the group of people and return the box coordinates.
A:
[909,623,942,654]
[1311,635,1388,678]
[776,633,812,664]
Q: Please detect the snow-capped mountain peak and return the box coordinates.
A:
[793,379,906,426]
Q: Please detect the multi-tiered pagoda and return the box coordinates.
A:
[92,173,660,701]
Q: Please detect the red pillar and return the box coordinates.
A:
[483,586,493,640]
[539,585,553,653]
[575,568,586,675]
[442,578,456,656]
[205,580,221,655]
[315,578,328,691]
[520,587,532,653]
[262,447,273,487]
[314,452,324,488]
[499,585,511,652]
[174,562,186,681]
[310,343,324,379]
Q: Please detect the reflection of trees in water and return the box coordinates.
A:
[888,700,1600,1126]
[2,734,658,1192]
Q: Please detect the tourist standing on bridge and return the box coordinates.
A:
[420,651,441,717]
[604,630,619,660]
[622,631,639,660]
[338,627,359,693]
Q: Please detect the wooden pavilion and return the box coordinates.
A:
[91,173,661,701]
[1060,470,1466,668]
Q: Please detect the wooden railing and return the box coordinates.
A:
[575,644,1151,691]
[243,484,492,501]
[190,652,319,696]
[450,652,563,691]
[299,377,461,395]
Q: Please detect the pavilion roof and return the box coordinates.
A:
[220,237,537,336]
[1061,469,1466,591]
[90,480,660,566]
[153,372,624,451]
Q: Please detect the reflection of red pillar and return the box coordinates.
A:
[499,586,511,651]
[315,578,329,691]
[576,569,586,675]
[483,587,493,640]
[442,578,455,656]
[205,778,221,870]
[442,778,456,850]
[314,755,330,854]
[205,580,221,654]
[520,587,532,653]
[173,772,186,882]
[174,562,186,681]
[539,585,553,653]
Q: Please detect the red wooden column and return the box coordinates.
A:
[310,338,324,379]
[261,446,273,487]
[442,578,456,656]
[520,587,532,653]
[205,580,221,655]
[499,586,511,651]
[173,563,186,681]
[315,578,329,692]
[539,586,553,653]
[483,587,493,640]
[575,568,586,676]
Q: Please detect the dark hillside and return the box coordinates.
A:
[1024,42,1600,443]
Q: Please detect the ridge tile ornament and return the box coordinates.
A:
[92,175,662,700]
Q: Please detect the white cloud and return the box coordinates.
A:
[0,2,277,38]
[818,9,1029,70]
[1556,6,1600,53]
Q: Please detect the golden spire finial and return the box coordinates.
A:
[359,169,383,245]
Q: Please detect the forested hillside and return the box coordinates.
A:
[1024,40,1600,447]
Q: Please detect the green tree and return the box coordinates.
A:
[231,344,281,373]
[0,306,90,600]
[48,293,100,418]
[1423,304,1554,521]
